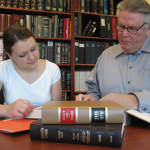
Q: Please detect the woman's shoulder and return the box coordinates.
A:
[0,59,12,67]
[45,60,59,69]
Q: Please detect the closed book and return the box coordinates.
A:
[43,16,50,37]
[13,14,20,24]
[104,0,108,14]
[24,0,30,9]
[54,42,61,64]
[0,0,5,6]
[0,14,5,34]
[31,0,36,9]
[42,101,124,124]
[54,15,58,38]
[99,0,104,14]
[12,0,19,7]
[78,41,85,64]
[52,0,57,11]
[5,14,13,28]
[77,13,82,36]
[82,19,92,36]
[80,0,85,12]
[6,0,12,7]
[75,16,77,36]
[112,17,117,39]
[41,42,45,59]
[47,40,54,62]
[37,0,44,10]
[51,15,55,37]
[57,0,63,12]
[67,43,71,64]
[36,16,43,37]
[31,15,36,35]
[66,69,71,90]
[92,0,98,13]
[106,16,112,38]
[95,41,101,62]
[18,0,24,8]
[84,41,91,64]
[89,23,98,37]
[61,68,67,89]
[37,42,42,58]
[75,40,79,63]
[108,0,114,15]
[86,21,96,36]
[63,0,66,12]
[90,41,96,64]
[58,17,64,38]
[26,15,31,31]
[85,0,91,12]
[30,119,124,148]
[77,0,80,11]
[100,15,106,38]
[61,42,65,64]
[66,0,70,12]
[63,18,70,38]
[64,42,68,64]
[45,0,52,11]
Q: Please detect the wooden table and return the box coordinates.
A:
[0,122,150,150]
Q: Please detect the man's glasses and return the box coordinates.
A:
[116,23,146,35]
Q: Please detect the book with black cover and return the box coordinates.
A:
[99,0,104,14]
[82,20,92,36]
[78,41,85,64]
[90,41,96,64]
[30,119,124,148]
[85,0,91,12]
[106,16,112,38]
[84,41,91,64]
[100,15,106,38]
[77,13,82,36]
[75,40,79,63]
[92,0,98,13]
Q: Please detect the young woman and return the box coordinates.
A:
[0,24,62,118]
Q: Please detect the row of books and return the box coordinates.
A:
[75,40,117,64]
[75,13,117,38]
[62,92,70,101]
[36,41,71,64]
[75,71,91,91]
[0,13,71,38]
[75,0,115,15]
[60,68,71,90]
[30,101,124,147]
[0,0,71,12]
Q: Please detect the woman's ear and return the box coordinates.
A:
[6,52,12,59]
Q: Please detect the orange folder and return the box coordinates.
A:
[0,119,36,133]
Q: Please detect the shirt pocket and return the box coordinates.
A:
[134,68,150,91]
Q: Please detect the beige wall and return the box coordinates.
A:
[146,0,150,4]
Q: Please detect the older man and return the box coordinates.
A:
[76,0,150,113]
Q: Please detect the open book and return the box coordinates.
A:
[124,110,150,126]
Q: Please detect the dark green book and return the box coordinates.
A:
[30,119,124,148]
[43,16,50,37]
[45,0,52,11]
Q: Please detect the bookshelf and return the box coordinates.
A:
[0,0,121,100]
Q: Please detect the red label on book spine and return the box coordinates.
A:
[60,108,76,123]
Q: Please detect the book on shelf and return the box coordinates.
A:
[36,15,43,37]
[57,0,64,12]
[37,42,42,59]
[43,16,50,37]
[54,42,61,64]
[85,0,91,12]
[78,40,85,64]
[54,15,58,38]
[51,15,55,37]
[66,69,71,90]
[89,23,98,37]
[99,0,104,14]
[104,0,108,14]
[13,14,20,24]
[63,0,66,12]
[0,14,5,34]
[60,68,67,90]
[47,40,54,62]
[86,21,96,36]
[30,119,124,148]
[49,17,52,37]
[108,0,114,15]
[63,18,70,38]
[75,40,79,63]
[64,42,68,63]
[37,0,44,10]
[41,42,45,59]
[0,38,3,61]
[6,0,12,7]
[12,0,19,8]
[77,13,82,36]
[82,20,92,36]
[95,41,101,62]
[112,17,117,39]
[100,15,107,38]
[67,0,70,12]
[18,0,24,8]
[80,0,85,12]
[84,41,91,64]
[61,42,65,64]
[52,0,57,11]
[20,15,24,26]
[67,43,71,64]
[58,17,64,38]
[90,41,96,64]
[106,16,112,38]
[75,16,78,36]
[24,0,30,9]
[31,0,36,9]
[77,0,81,11]
[92,0,98,13]
[42,101,124,124]
[0,0,5,6]
[26,15,31,31]
[45,0,52,10]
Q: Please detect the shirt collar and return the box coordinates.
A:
[114,35,150,57]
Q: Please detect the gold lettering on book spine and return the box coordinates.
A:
[105,107,108,122]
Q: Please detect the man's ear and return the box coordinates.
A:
[6,52,12,59]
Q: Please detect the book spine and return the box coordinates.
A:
[64,43,68,64]
[74,16,78,36]
[36,16,43,37]
[63,0,66,12]
[54,15,58,38]
[82,20,92,36]
[37,0,44,10]
[18,0,24,8]
[99,0,104,14]
[6,0,12,7]
[57,0,63,12]
[112,17,117,39]
[104,0,108,14]
[30,121,122,148]
[86,21,96,36]
[24,0,30,9]
[80,0,85,12]
[109,0,114,15]
[0,14,5,34]
[5,14,13,28]
[89,23,98,37]
[45,0,51,11]
[67,0,70,13]
[13,14,20,24]
[67,43,71,64]
[92,0,98,13]
[37,42,42,58]
[43,16,50,37]
[90,41,96,64]
[54,42,61,64]
[61,68,67,89]
[58,17,64,38]
[77,0,80,11]
[77,13,82,36]
[41,42,45,59]
[12,0,19,7]
[52,0,57,11]
[78,41,85,64]
[47,40,54,62]
[100,15,106,37]
[66,69,71,90]
[75,40,79,63]
[85,0,90,12]
[31,0,36,9]
[84,41,91,64]
[61,42,65,64]
[0,0,6,6]
[51,15,55,37]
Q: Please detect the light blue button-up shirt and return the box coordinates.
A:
[85,35,150,113]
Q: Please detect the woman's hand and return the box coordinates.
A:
[2,99,35,118]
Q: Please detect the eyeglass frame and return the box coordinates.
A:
[115,22,146,35]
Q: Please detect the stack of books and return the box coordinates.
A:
[30,101,124,148]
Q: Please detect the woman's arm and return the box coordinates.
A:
[50,79,62,101]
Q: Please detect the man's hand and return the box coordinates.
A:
[76,94,97,101]
[2,99,35,118]
[99,93,139,112]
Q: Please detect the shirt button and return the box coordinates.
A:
[129,66,132,69]
[143,108,147,111]
[128,81,130,84]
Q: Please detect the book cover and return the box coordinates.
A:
[37,42,42,58]
[100,15,106,38]
[31,0,36,9]
[84,41,91,64]
[86,21,96,36]
[112,17,117,39]
[82,19,92,36]
[43,16,50,37]
[108,0,114,15]
[26,15,31,31]
[47,40,54,62]
[18,0,24,8]
[67,43,71,64]
[12,0,19,7]
[78,40,85,64]
[85,0,91,12]
[99,0,104,14]
[45,0,52,11]
[30,119,124,148]
[61,42,65,64]
[42,101,124,124]
[66,69,71,90]
[58,17,64,38]
[0,119,36,133]
[92,0,98,13]
[36,15,43,37]
[77,13,82,36]
[6,0,12,7]
[90,41,96,64]
[52,0,57,11]
[54,15,58,38]
[57,0,63,12]
[61,68,67,89]
[12,14,20,24]
[0,0,5,6]
[77,0,80,11]
[104,0,108,14]
[37,0,44,10]
[64,42,68,64]
[75,40,79,63]
[80,0,85,12]
[0,14,5,34]
[67,0,70,12]
[106,16,112,38]
[51,15,55,37]
[41,42,45,59]
[54,42,61,64]
[24,0,30,9]
[63,0,66,12]
[89,23,98,37]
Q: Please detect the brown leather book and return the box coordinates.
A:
[42,101,124,124]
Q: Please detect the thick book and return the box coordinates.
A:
[43,16,50,37]
[104,0,108,14]
[0,0,5,6]
[82,19,92,36]
[0,14,5,34]
[36,16,43,37]
[31,0,36,9]
[84,40,91,64]
[75,40,79,63]
[80,0,85,12]
[13,14,20,24]
[45,0,52,11]
[61,68,67,90]
[52,0,57,11]
[18,0,24,8]
[66,0,70,13]
[57,0,63,12]
[108,0,114,15]
[77,13,82,36]
[47,40,54,62]
[106,16,112,38]
[54,42,61,64]
[24,0,30,9]
[42,101,124,124]
[58,17,64,38]
[100,15,106,38]
[12,0,19,8]
[6,0,12,7]
[112,17,117,39]
[86,21,96,36]
[90,41,96,64]
[92,0,98,13]
[99,0,104,14]
[37,0,44,10]
[78,40,85,64]
[85,0,91,12]
[30,119,124,148]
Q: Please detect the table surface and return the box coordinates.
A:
[0,121,150,150]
